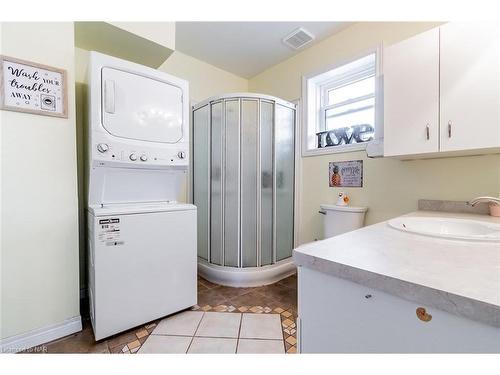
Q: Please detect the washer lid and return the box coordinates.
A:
[101,67,184,143]
[88,202,196,216]
[320,204,368,213]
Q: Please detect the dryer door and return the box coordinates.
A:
[101,67,184,143]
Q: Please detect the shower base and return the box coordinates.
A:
[198,258,296,288]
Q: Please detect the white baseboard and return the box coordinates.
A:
[0,316,82,353]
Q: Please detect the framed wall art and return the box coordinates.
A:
[329,160,363,187]
[0,55,68,118]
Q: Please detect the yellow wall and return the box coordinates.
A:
[0,22,80,340]
[110,22,176,50]
[75,47,90,82]
[248,22,500,244]
[159,51,248,102]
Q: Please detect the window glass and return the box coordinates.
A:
[327,76,375,106]
[326,97,374,119]
[325,97,375,136]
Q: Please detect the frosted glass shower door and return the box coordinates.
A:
[193,104,210,261]
[260,101,274,266]
[224,100,240,267]
[240,99,258,267]
[275,104,295,261]
[210,101,223,265]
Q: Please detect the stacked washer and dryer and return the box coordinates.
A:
[86,52,196,340]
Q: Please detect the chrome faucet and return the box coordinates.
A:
[467,196,500,206]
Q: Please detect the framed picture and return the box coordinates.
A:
[329,160,363,187]
[0,55,68,118]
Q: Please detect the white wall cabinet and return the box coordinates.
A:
[440,23,500,152]
[384,28,440,156]
[384,23,500,158]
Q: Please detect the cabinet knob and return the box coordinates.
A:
[425,124,430,140]
[448,121,452,138]
[416,307,432,322]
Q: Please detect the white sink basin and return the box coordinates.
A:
[387,216,500,242]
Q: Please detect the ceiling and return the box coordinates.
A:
[175,22,352,78]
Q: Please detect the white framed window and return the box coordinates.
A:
[302,48,383,156]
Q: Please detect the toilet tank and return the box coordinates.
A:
[320,204,368,239]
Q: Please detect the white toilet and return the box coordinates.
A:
[320,204,368,239]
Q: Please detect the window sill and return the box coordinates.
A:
[302,142,368,157]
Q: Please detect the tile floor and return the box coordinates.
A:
[28,273,297,354]
[138,311,285,353]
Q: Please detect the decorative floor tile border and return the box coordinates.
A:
[116,305,297,354]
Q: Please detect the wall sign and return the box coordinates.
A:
[316,125,374,148]
[0,55,67,118]
[329,160,363,187]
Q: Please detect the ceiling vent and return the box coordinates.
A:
[282,27,315,50]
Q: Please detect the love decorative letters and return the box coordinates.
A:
[316,124,374,148]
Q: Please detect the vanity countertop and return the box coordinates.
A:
[293,210,500,328]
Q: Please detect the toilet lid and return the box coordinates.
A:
[320,204,368,213]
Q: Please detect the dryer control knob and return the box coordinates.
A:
[140,154,148,162]
[177,151,186,159]
[97,143,109,153]
[129,153,138,161]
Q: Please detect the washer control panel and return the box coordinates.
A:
[97,143,109,153]
[92,137,188,168]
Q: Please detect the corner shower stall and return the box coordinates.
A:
[192,93,296,287]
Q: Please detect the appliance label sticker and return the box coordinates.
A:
[98,218,121,244]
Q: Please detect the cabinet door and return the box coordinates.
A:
[440,23,500,151]
[383,28,440,156]
[299,267,500,353]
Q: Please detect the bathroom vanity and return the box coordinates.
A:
[294,211,500,353]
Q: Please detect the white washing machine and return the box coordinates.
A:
[86,52,196,340]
